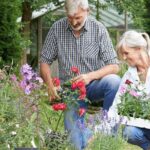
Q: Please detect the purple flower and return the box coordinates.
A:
[36,77,43,83]
[20,80,27,89]
[20,64,32,75]
[25,85,31,95]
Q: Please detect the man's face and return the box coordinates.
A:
[67,7,88,31]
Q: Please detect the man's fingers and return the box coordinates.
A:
[48,87,60,101]
[72,75,83,82]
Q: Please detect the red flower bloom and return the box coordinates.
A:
[52,103,67,111]
[71,66,80,74]
[79,94,86,100]
[71,82,78,90]
[79,86,86,100]
[125,79,132,85]
[79,108,86,117]
[76,81,85,88]
[79,87,86,94]
[52,77,60,87]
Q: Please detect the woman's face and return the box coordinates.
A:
[121,46,141,66]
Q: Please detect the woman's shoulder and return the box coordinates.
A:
[121,67,138,83]
[124,67,138,77]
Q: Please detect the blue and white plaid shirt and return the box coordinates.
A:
[40,17,118,82]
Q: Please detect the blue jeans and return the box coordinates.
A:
[64,74,121,150]
[123,126,150,150]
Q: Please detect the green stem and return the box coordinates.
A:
[55,111,63,132]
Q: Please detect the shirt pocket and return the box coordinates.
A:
[83,41,99,58]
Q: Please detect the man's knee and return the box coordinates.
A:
[102,74,121,90]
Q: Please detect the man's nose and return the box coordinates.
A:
[72,19,77,26]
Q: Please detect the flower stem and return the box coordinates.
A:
[55,111,63,132]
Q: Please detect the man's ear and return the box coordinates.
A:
[64,5,67,12]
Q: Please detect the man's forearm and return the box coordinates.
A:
[40,63,53,88]
[87,64,120,81]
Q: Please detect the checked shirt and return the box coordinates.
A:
[40,17,118,82]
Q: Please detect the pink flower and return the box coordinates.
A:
[120,86,127,94]
[71,66,80,74]
[10,74,17,82]
[129,90,139,97]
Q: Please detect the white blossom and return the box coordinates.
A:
[11,131,17,135]
[31,139,37,148]
[16,124,19,128]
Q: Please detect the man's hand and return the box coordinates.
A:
[48,87,60,101]
[72,74,92,85]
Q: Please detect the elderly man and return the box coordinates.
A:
[40,0,121,149]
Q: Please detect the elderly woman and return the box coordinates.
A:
[109,30,150,150]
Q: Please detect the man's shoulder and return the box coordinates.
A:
[87,17,106,29]
[52,17,68,28]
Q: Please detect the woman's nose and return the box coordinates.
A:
[122,54,127,60]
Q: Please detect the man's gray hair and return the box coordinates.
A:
[65,0,89,15]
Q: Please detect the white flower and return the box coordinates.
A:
[11,131,17,135]
[16,124,19,128]
[31,139,37,148]
[7,144,10,149]
[46,128,52,134]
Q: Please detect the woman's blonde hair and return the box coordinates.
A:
[116,30,150,60]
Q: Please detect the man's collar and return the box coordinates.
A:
[83,18,89,31]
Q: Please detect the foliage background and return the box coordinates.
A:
[0,0,150,68]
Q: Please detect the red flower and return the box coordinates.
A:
[52,103,67,111]
[79,94,86,100]
[52,77,60,87]
[71,82,78,90]
[79,108,86,117]
[76,81,85,88]
[125,79,132,85]
[71,66,80,74]
[78,86,86,100]
[79,87,86,94]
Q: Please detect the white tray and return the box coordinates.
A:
[121,116,150,129]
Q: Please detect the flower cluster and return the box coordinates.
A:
[117,79,150,120]
[51,66,87,117]
[18,64,43,95]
